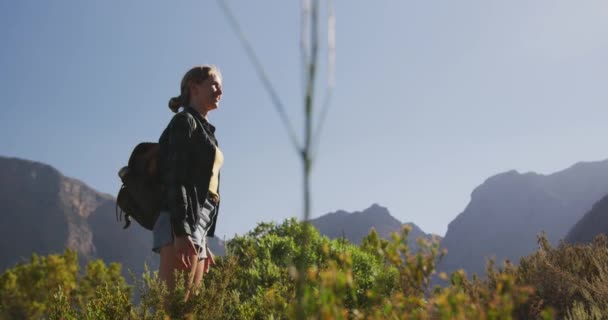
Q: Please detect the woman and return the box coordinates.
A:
[153,65,224,297]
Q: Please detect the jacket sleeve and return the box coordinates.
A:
[165,113,196,237]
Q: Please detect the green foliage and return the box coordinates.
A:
[0,249,79,319]
[224,218,379,318]
[4,220,608,319]
[514,233,608,319]
[0,249,131,320]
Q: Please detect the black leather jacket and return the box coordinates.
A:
[159,107,220,237]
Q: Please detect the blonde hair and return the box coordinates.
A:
[168,65,222,113]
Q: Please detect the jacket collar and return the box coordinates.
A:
[184,106,216,134]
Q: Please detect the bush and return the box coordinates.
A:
[0,249,130,320]
[8,220,608,319]
[514,233,608,319]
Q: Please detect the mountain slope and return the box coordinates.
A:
[0,156,157,276]
[0,156,225,277]
[566,193,608,244]
[439,160,608,277]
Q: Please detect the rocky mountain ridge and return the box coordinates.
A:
[0,156,225,277]
[438,160,608,277]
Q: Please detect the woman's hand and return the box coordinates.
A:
[174,235,197,268]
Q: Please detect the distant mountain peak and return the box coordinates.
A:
[367,203,385,210]
[364,203,391,215]
[310,204,432,247]
[319,203,391,219]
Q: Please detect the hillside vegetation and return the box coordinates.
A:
[2,218,607,319]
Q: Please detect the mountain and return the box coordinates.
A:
[310,203,438,249]
[0,156,225,277]
[439,160,608,278]
[565,193,608,244]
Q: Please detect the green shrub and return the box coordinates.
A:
[515,233,608,319]
[10,220,608,319]
[0,250,79,319]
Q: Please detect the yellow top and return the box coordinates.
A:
[208,146,223,201]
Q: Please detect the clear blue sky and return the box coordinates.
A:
[2,1,608,239]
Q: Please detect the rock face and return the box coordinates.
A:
[0,156,155,276]
[439,160,608,278]
[310,203,437,249]
[0,156,225,277]
[566,193,608,244]
[0,157,73,269]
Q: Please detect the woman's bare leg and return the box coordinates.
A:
[193,247,217,287]
[159,244,199,295]
[192,258,206,289]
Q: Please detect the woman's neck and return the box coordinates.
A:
[188,104,209,120]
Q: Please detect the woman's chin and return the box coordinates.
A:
[203,104,218,113]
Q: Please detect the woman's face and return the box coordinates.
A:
[191,73,223,112]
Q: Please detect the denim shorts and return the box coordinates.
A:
[152,198,216,261]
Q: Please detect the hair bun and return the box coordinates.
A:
[168,96,182,113]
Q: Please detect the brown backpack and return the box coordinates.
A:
[116,142,163,230]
